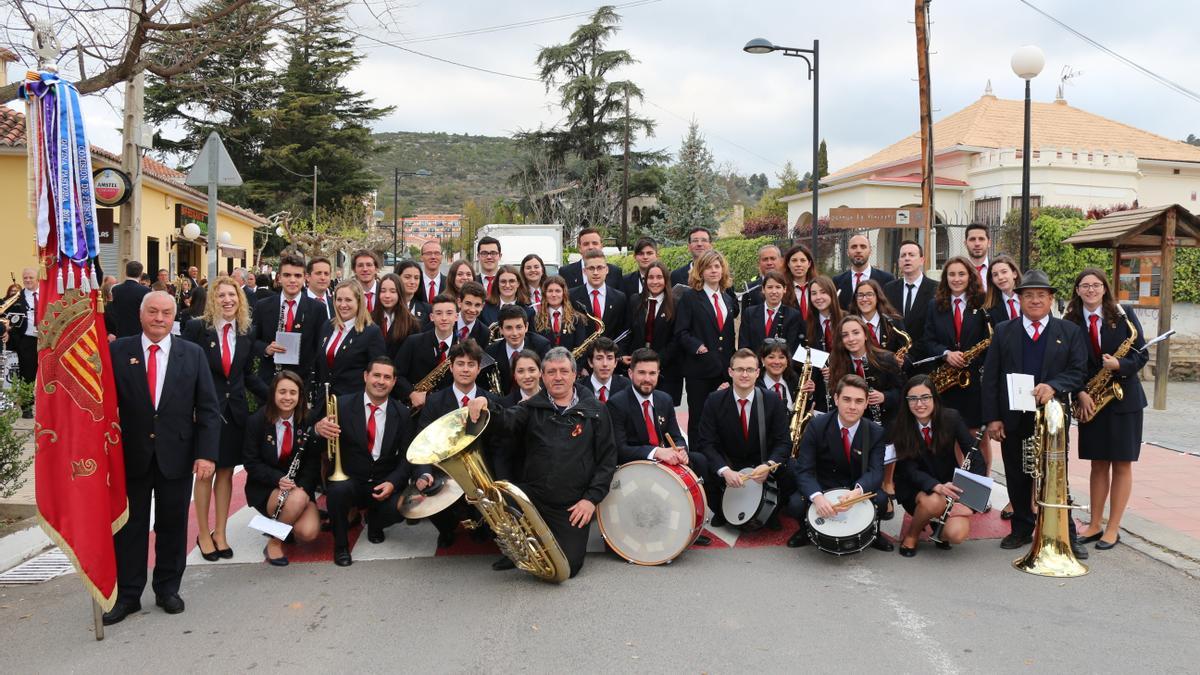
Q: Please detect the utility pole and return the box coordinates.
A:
[393,167,399,264]
[312,165,319,219]
[915,0,935,271]
[621,84,631,248]
[118,0,145,272]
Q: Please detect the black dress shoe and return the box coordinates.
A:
[935,541,952,551]
[367,527,385,544]
[155,593,185,614]
[693,534,712,546]
[264,545,289,567]
[436,531,456,549]
[880,495,896,521]
[709,512,727,528]
[216,544,233,560]
[334,547,353,567]
[1077,531,1103,544]
[101,600,141,625]
[898,545,918,557]
[1072,540,1090,560]
[1095,534,1121,550]
[1000,533,1032,549]
[787,529,810,548]
[871,536,895,552]
[491,556,516,571]
[1000,508,1014,521]
[196,535,220,562]
[766,516,783,531]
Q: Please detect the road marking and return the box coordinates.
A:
[847,565,961,675]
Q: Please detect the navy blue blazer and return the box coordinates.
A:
[1066,305,1148,414]
[619,271,643,299]
[793,411,885,499]
[570,284,629,348]
[921,298,991,356]
[695,386,790,472]
[314,393,412,488]
[980,316,1088,430]
[607,388,688,464]
[414,274,447,303]
[669,263,692,288]
[250,293,325,380]
[315,322,386,396]
[109,335,221,479]
[560,260,623,290]
[107,279,150,338]
[485,332,551,392]
[674,287,739,379]
[182,318,268,426]
[738,304,803,355]
[834,267,896,310]
[626,295,677,368]
[242,408,320,509]
[479,302,535,329]
[394,329,460,399]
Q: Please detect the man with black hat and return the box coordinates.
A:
[981,269,1089,558]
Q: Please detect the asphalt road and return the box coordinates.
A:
[3,541,1198,674]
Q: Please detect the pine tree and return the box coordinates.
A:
[654,122,727,242]
[776,161,800,193]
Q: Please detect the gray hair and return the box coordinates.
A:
[140,290,177,314]
[758,244,781,256]
[541,347,577,373]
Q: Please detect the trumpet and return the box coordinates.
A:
[324,384,349,482]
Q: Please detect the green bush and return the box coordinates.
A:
[1031,212,1111,296]
[0,380,34,499]
[609,236,775,286]
[1175,248,1200,304]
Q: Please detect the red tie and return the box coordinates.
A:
[866,322,878,346]
[280,420,293,463]
[438,340,448,363]
[599,385,607,403]
[953,299,963,343]
[486,276,495,295]
[592,289,602,319]
[366,403,379,460]
[774,383,785,400]
[1031,320,1042,342]
[429,280,437,300]
[855,358,865,378]
[713,293,724,331]
[147,344,160,408]
[841,427,852,465]
[460,325,469,340]
[534,289,541,305]
[976,265,986,284]
[1089,315,1102,357]
[461,395,470,408]
[326,328,343,367]
[642,400,659,446]
[854,272,862,291]
[1008,298,1017,320]
[553,311,561,343]
[823,319,832,348]
[739,398,749,440]
[798,285,808,320]
[284,299,295,332]
[765,308,775,336]
[221,324,232,377]
[922,426,932,447]
[645,298,657,344]
[365,292,374,311]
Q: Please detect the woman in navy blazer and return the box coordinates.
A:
[481,265,534,327]
[532,275,593,356]
[921,256,990,432]
[984,255,1023,328]
[802,275,844,413]
[317,281,386,396]
[371,272,421,363]
[674,249,740,443]
[182,276,268,560]
[627,262,682,404]
[1065,268,1149,551]
[739,270,803,356]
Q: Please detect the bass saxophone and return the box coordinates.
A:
[324,384,349,482]
[1076,314,1139,424]
[1015,398,1088,577]
[930,320,993,393]
[789,349,816,458]
[408,408,570,583]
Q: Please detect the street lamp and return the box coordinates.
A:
[744,37,820,258]
[1012,45,1044,271]
[392,168,433,263]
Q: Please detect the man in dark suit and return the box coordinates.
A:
[484,305,550,394]
[454,281,491,346]
[560,228,623,289]
[694,349,792,528]
[11,268,41,417]
[351,249,381,311]
[568,249,628,348]
[251,254,324,382]
[739,244,782,311]
[982,270,1089,553]
[107,261,151,340]
[883,240,937,358]
[670,227,713,287]
[792,373,894,551]
[313,357,418,566]
[304,256,336,320]
[833,234,895,309]
[575,337,630,402]
[620,237,658,298]
[416,240,447,303]
[475,236,502,296]
[395,294,459,405]
[103,291,221,625]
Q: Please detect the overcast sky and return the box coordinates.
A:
[36,0,1200,185]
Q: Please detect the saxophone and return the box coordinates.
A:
[1076,314,1139,424]
[571,312,606,361]
[930,319,993,393]
[1015,398,1088,577]
[789,349,816,458]
[891,322,913,364]
[413,354,452,394]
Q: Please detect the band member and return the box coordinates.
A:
[675,249,739,444]
[468,347,618,578]
[395,293,459,406]
[740,244,783,311]
[351,249,381,311]
[243,372,320,566]
[781,243,817,320]
[371,273,421,363]
[792,374,894,551]
[759,338,798,407]
[316,282,385,396]
[803,275,843,413]
[446,259,476,298]
[560,228,623,289]
[416,240,446,303]
[884,240,936,356]
[476,236,502,295]
[892,375,981,556]
[670,227,713,287]
[833,234,895,310]
[104,292,221,625]
[739,270,802,355]
[922,256,989,431]
[481,265,532,327]
[533,276,592,353]
[569,249,628,345]
[502,350,543,407]
[607,348,712,547]
[395,260,431,329]
[982,270,1088,553]
[964,223,991,290]
[695,349,792,528]
[305,257,335,320]
[313,357,420,567]
[455,281,491,346]
[850,278,908,358]
[1066,268,1148,551]
[108,261,152,340]
[621,237,659,298]
[252,254,326,382]
[577,336,630,402]
[520,254,547,307]
[627,261,681,404]
[182,276,269,561]
[984,255,1022,327]
[485,304,551,394]
[12,268,39,418]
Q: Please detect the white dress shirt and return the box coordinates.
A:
[703,284,728,320]
[763,374,792,408]
[1021,314,1048,339]
[590,374,613,400]
[634,389,661,459]
[362,393,385,460]
[23,288,37,336]
[452,384,477,406]
[140,333,172,409]
[810,418,863,500]
[216,318,236,361]
[718,389,756,477]
[1001,292,1021,320]
[275,415,295,460]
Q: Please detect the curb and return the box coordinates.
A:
[0,518,52,574]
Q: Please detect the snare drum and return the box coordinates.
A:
[805,488,877,555]
[597,460,707,566]
[721,470,779,531]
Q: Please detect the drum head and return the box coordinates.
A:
[598,461,700,565]
[722,479,765,526]
[806,488,876,536]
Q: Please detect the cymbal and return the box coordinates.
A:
[398,478,464,519]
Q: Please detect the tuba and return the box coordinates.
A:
[1014,398,1088,577]
[407,407,569,583]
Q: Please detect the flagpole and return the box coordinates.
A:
[92,599,105,641]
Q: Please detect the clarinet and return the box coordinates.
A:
[272,425,310,519]
[862,358,883,425]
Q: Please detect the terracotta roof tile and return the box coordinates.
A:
[830,95,1200,179]
[0,104,23,146]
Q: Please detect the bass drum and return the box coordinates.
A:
[806,488,877,555]
[721,470,779,531]
[597,461,707,566]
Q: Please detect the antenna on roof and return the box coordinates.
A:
[984,79,994,97]
[1057,65,1082,102]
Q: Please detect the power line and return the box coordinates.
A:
[1018,0,1200,105]
[645,100,785,170]
[347,28,542,82]
[395,0,662,45]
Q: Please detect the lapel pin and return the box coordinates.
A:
[209,341,216,348]
[129,357,139,365]
[571,423,583,437]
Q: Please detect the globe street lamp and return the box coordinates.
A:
[1011,45,1044,271]
[744,37,820,257]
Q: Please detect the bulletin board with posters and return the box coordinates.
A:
[1117,252,1161,308]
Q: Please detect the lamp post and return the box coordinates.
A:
[392,168,432,263]
[1011,45,1044,271]
[744,37,819,258]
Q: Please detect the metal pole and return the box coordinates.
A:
[393,168,399,264]
[207,133,220,281]
[312,165,318,219]
[92,599,104,640]
[811,39,820,262]
[1020,79,1032,270]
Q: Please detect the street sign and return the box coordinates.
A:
[185,132,243,187]
[829,207,927,229]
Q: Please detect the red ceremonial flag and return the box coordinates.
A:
[23,72,128,612]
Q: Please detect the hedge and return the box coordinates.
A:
[608,235,775,287]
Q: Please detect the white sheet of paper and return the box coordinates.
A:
[1006,373,1037,411]
[274,331,302,365]
[884,443,896,465]
[170,322,181,336]
[248,513,293,540]
[794,346,830,369]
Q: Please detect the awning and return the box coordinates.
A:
[1063,204,1200,249]
[219,244,247,257]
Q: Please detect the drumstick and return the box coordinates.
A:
[834,492,877,511]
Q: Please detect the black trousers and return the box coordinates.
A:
[684,375,723,444]
[114,454,192,602]
[661,372,684,407]
[1000,414,1079,540]
[531,497,589,578]
[325,478,404,549]
[15,334,37,409]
